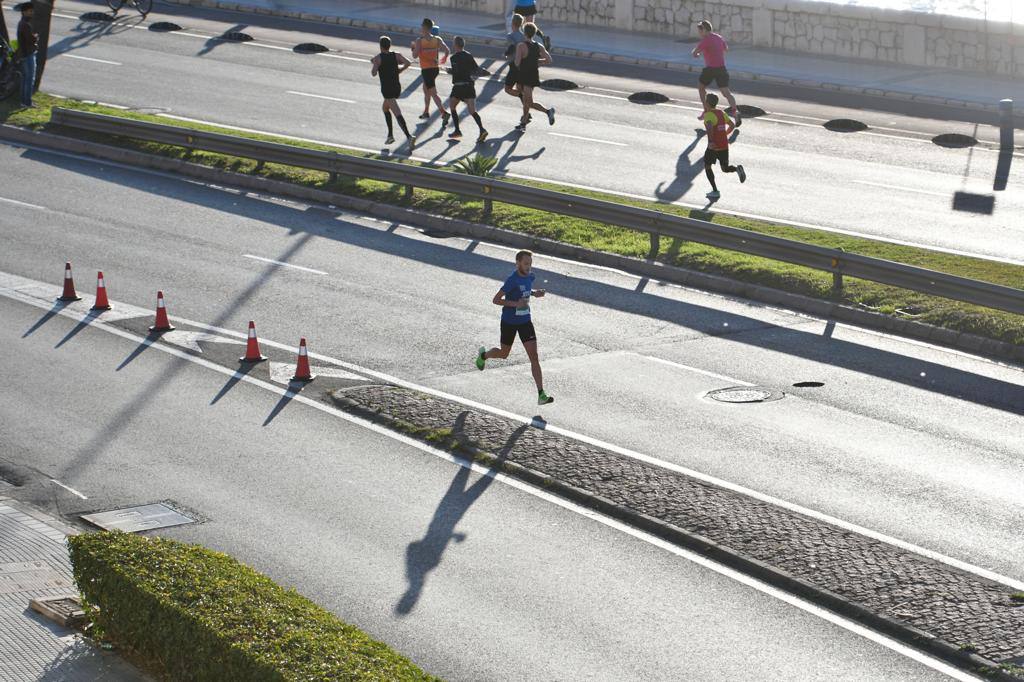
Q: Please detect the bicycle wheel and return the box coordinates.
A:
[106,0,125,12]
[134,0,153,16]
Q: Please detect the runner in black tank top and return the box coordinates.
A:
[513,24,555,132]
[446,36,488,144]
[371,36,415,148]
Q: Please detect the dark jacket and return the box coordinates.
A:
[17,17,38,58]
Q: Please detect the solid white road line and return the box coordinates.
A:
[0,196,46,211]
[568,90,627,101]
[61,54,122,66]
[852,180,950,197]
[548,132,628,146]
[637,353,756,387]
[0,276,991,680]
[242,254,328,274]
[286,90,356,104]
[50,479,88,499]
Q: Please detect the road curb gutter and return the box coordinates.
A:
[2,123,1021,366]
[160,0,1016,116]
[328,392,1021,682]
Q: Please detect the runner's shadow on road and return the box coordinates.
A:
[655,129,704,203]
[395,421,527,615]
[197,23,249,57]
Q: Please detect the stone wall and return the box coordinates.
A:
[412,0,1023,75]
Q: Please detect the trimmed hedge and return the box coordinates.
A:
[68,531,439,681]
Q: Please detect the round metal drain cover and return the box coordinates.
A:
[149,22,182,31]
[294,42,328,53]
[932,133,977,148]
[707,386,784,403]
[737,104,767,118]
[81,11,114,21]
[221,31,253,42]
[628,91,669,105]
[824,118,868,133]
[541,79,578,91]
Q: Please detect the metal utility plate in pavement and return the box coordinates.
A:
[81,503,195,533]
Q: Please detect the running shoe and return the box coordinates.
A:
[419,112,430,120]
[705,190,721,200]
[408,134,417,149]
[731,108,742,127]
[475,346,486,371]
[477,129,489,144]
[450,130,463,139]
[547,107,556,126]
[385,135,395,145]
[538,389,554,405]
[442,112,451,128]
[737,165,746,183]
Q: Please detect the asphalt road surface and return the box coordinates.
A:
[4,0,1023,263]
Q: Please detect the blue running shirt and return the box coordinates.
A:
[501,270,535,324]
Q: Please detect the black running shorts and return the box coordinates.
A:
[504,64,519,87]
[704,147,730,167]
[381,85,401,100]
[699,66,730,87]
[500,321,537,346]
[422,67,440,89]
[451,84,477,101]
[513,4,536,18]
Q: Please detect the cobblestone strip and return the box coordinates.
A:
[332,385,1024,680]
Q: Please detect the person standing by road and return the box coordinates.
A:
[411,18,450,127]
[14,2,37,108]
[475,250,554,406]
[701,92,745,200]
[513,23,555,133]
[447,36,488,144]
[371,36,415,147]
[692,20,741,127]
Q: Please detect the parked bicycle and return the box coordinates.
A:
[107,0,153,18]
[0,37,23,102]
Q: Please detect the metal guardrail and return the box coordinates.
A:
[50,107,1024,317]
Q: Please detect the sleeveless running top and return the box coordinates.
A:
[518,41,540,85]
[417,36,441,68]
[704,109,732,149]
[377,52,400,90]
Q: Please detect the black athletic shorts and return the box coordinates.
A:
[451,84,477,101]
[381,85,401,100]
[704,147,730,167]
[513,4,536,18]
[422,67,440,89]
[500,321,537,346]
[699,66,730,88]
[504,65,519,87]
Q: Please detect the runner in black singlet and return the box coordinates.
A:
[447,37,488,144]
[513,23,554,132]
[371,36,415,148]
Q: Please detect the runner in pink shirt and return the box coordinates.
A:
[692,20,741,126]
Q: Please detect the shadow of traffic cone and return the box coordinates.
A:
[291,337,315,382]
[91,271,111,311]
[58,262,82,302]
[240,321,267,363]
[149,291,175,332]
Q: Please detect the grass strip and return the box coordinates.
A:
[68,531,440,681]
[5,94,1022,345]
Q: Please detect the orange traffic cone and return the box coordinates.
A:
[91,271,111,311]
[58,262,82,302]
[239,321,267,363]
[291,337,315,382]
[149,291,175,332]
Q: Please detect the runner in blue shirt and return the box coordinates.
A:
[475,250,554,405]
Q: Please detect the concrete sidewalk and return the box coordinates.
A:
[0,495,148,682]
[166,0,1024,112]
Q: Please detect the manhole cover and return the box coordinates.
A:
[824,118,868,133]
[932,133,977,148]
[149,22,182,31]
[628,91,669,105]
[737,104,767,118]
[707,386,784,403]
[81,503,195,533]
[294,42,328,53]
[541,79,578,91]
[81,11,114,22]
[792,381,824,388]
[220,31,253,42]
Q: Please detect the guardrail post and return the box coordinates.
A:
[404,184,413,201]
[648,233,660,260]
[482,184,493,219]
[328,172,338,184]
[830,247,845,298]
[999,98,1014,150]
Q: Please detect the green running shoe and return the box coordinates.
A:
[475,346,486,371]
[538,389,554,405]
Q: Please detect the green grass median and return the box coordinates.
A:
[68,531,440,681]
[4,94,1022,345]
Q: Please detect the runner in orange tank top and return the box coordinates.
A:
[702,93,746,201]
[411,18,450,127]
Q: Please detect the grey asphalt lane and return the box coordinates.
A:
[0,143,1021,591]
[0,295,967,681]
[7,0,1023,262]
